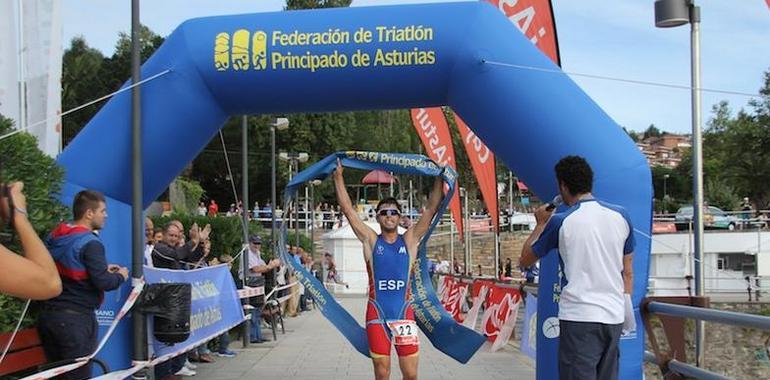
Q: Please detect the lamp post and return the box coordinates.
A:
[279,152,309,250]
[663,174,670,214]
[655,0,705,366]
[270,118,289,256]
[240,115,250,348]
[310,179,322,260]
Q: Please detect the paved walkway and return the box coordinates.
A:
[195,295,535,379]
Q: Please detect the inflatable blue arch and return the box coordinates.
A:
[56,2,651,378]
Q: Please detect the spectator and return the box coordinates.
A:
[207,199,219,217]
[144,217,155,268]
[196,202,206,216]
[38,190,128,380]
[243,235,279,343]
[519,156,634,380]
[504,258,513,278]
[0,181,62,300]
[741,197,753,229]
[153,228,164,245]
[151,222,209,270]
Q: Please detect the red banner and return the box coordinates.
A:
[481,285,522,343]
[484,0,561,65]
[454,113,499,231]
[410,107,464,240]
[444,280,469,323]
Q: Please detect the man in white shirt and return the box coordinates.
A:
[243,235,279,343]
[519,155,635,380]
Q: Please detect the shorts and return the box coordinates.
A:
[365,301,419,358]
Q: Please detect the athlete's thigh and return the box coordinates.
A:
[398,353,419,378]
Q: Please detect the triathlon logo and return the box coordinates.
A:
[376,244,385,255]
[214,29,268,72]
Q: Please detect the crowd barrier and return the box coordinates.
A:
[435,273,528,354]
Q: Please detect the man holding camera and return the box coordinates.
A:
[37,190,128,380]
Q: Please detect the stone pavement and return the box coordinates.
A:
[195,295,535,379]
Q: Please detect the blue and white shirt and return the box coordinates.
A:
[532,199,634,324]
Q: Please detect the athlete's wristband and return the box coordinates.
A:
[14,207,27,216]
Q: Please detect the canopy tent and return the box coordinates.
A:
[362,169,398,199]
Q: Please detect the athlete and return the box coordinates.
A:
[333,159,444,380]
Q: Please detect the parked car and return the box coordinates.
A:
[674,206,739,231]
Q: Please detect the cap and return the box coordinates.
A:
[249,235,262,244]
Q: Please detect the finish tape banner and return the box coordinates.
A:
[281,151,485,363]
[144,264,246,358]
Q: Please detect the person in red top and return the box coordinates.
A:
[208,199,219,216]
[38,190,128,380]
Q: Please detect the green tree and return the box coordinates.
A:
[0,114,69,331]
[642,124,661,140]
[61,37,107,146]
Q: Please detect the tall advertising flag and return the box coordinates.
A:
[410,107,464,240]
[483,0,561,65]
[453,113,498,231]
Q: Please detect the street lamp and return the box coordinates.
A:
[279,152,309,251]
[270,118,289,257]
[310,179,323,260]
[655,0,705,366]
[663,174,670,202]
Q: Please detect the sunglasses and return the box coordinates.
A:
[377,208,400,217]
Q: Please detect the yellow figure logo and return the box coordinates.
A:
[214,32,230,71]
[252,31,267,70]
[232,29,250,71]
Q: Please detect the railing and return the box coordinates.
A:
[642,296,770,380]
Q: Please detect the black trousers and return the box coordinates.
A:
[37,309,98,380]
[558,320,622,380]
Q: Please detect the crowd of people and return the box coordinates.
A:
[195,199,344,229]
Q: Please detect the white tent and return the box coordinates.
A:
[321,221,406,295]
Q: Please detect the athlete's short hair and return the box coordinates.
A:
[376,197,401,213]
[554,155,593,196]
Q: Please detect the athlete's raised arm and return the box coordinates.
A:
[406,175,444,244]
[333,159,377,256]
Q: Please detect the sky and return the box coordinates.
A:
[60,0,770,134]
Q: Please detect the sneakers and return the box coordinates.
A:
[215,350,237,358]
[184,360,197,370]
[175,366,197,377]
[197,353,215,363]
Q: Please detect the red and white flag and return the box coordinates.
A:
[410,107,464,240]
[454,113,498,231]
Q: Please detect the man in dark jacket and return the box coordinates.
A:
[151,221,209,270]
[38,190,128,380]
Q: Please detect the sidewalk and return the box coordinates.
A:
[195,295,535,379]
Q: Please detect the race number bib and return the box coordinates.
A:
[387,320,419,346]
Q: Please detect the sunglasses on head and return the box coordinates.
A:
[377,208,400,217]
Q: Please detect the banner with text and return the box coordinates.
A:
[144,265,246,358]
[453,112,499,231]
[410,107,464,240]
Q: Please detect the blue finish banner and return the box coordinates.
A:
[521,292,537,361]
[281,151,486,363]
[144,265,246,357]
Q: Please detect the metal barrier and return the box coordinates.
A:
[642,296,770,379]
